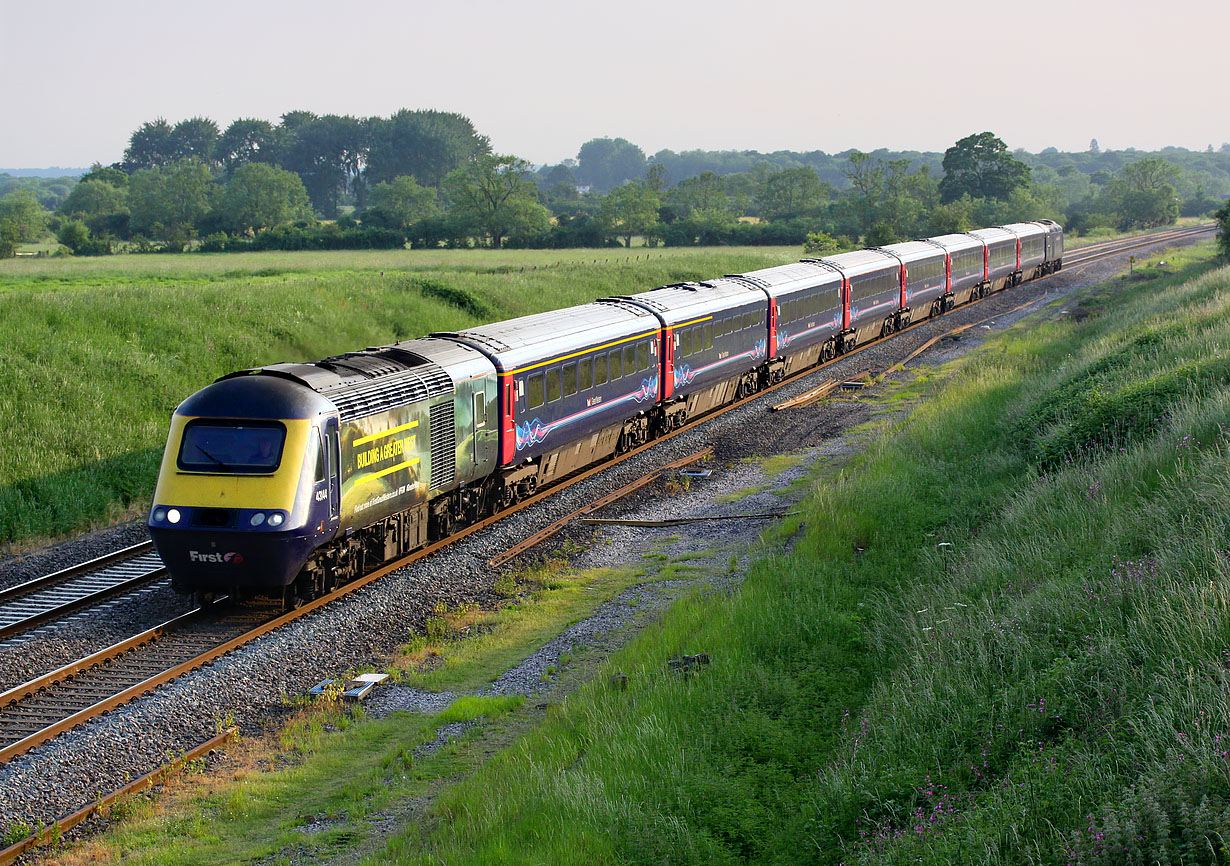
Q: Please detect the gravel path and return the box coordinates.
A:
[0,239,1197,838]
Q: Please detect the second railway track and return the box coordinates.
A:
[0,542,165,642]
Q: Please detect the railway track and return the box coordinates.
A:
[0,541,164,642]
[1,222,1214,767]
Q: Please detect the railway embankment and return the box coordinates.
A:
[14,241,1230,864]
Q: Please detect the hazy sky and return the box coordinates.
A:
[3,0,1226,168]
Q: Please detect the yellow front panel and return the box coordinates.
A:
[152,416,312,511]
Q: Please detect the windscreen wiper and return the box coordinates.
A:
[193,443,231,469]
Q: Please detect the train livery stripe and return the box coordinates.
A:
[509,330,659,375]
[352,420,419,446]
[370,457,421,480]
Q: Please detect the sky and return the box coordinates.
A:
[2,0,1227,169]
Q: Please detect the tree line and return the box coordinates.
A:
[1,111,1227,258]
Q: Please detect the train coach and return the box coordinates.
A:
[148,220,1063,604]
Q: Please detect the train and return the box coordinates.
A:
[148,220,1064,605]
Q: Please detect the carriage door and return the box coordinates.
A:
[473,390,487,463]
[325,417,340,521]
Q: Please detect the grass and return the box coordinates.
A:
[0,245,800,548]
[360,241,1230,864]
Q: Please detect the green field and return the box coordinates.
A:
[0,246,801,547]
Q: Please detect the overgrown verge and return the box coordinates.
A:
[377,244,1230,864]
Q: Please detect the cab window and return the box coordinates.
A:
[178,421,286,474]
[311,428,326,482]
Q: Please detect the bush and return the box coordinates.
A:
[803,230,840,256]
[57,219,91,252]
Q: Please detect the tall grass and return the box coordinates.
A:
[0,247,798,546]
[388,245,1230,864]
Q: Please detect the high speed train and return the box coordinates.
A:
[148,220,1063,605]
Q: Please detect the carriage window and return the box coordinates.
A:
[473,391,487,428]
[637,341,649,370]
[623,344,636,375]
[679,327,693,357]
[702,323,712,349]
[744,312,755,330]
[563,363,577,397]
[610,350,622,380]
[546,368,561,403]
[579,358,592,390]
[527,374,545,409]
[594,353,608,385]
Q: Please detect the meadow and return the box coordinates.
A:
[0,245,799,547]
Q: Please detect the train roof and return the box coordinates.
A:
[966,227,1017,245]
[807,248,898,278]
[999,221,1048,238]
[178,373,336,421]
[436,301,658,374]
[924,233,984,252]
[215,338,491,421]
[876,240,947,264]
[736,261,842,298]
[614,278,765,325]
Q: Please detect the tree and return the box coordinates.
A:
[219,163,312,235]
[61,180,128,220]
[366,176,438,228]
[443,154,550,248]
[576,138,647,192]
[672,171,729,215]
[218,118,277,171]
[0,218,19,258]
[80,164,128,187]
[171,117,220,165]
[366,109,489,188]
[1106,157,1179,229]
[1215,200,1230,259]
[276,114,367,217]
[0,189,48,240]
[939,132,1031,203]
[122,118,177,171]
[1089,138,1100,154]
[758,167,828,220]
[128,160,214,247]
[600,181,660,247]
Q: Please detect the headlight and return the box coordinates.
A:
[249,512,266,527]
[267,513,285,527]
[167,508,182,524]
[152,507,167,522]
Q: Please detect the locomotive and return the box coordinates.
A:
[148,220,1063,605]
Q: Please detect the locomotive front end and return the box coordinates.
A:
[148,375,338,598]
